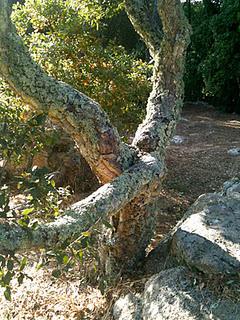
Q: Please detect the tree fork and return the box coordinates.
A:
[0,0,190,271]
[0,155,164,254]
[106,0,190,269]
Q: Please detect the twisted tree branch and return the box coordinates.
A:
[0,155,164,254]
[126,0,191,156]
[125,0,163,56]
[0,0,136,183]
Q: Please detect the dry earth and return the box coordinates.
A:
[1,104,240,319]
[155,103,240,242]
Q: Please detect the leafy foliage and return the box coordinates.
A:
[12,0,151,132]
[0,104,43,166]
[0,168,71,300]
[201,0,240,112]
[184,0,240,113]
[0,79,60,169]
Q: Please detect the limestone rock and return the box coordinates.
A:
[113,267,240,320]
[222,178,240,200]
[171,183,240,275]
[142,267,240,320]
[171,135,185,144]
[113,293,142,320]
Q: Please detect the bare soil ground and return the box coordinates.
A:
[167,103,240,199]
[1,104,240,319]
[155,103,240,241]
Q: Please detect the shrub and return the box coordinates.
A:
[12,0,151,132]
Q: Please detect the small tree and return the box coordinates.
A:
[0,0,190,275]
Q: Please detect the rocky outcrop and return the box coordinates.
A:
[113,267,240,320]
[113,293,142,320]
[171,188,240,274]
[113,179,240,319]
[228,148,240,156]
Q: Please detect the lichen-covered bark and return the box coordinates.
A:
[0,0,135,183]
[0,155,163,254]
[125,0,163,56]
[126,0,190,157]
[105,0,190,269]
[106,190,161,271]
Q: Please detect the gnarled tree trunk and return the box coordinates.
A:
[0,0,190,273]
[107,0,190,272]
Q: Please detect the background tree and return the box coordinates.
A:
[0,0,190,295]
[184,0,240,113]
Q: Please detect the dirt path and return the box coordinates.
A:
[154,103,240,241]
[169,104,240,196]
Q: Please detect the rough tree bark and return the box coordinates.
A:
[109,0,190,270]
[0,0,190,272]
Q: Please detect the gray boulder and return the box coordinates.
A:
[171,181,240,275]
[113,293,142,320]
[113,267,240,320]
[171,135,185,144]
[223,178,240,200]
[142,267,240,320]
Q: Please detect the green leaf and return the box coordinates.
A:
[82,231,91,238]
[22,207,34,216]
[53,207,60,217]
[17,217,30,227]
[76,250,83,262]
[62,255,69,265]
[3,271,13,286]
[52,269,61,278]
[50,179,56,188]
[17,182,22,190]
[19,257,27,271]
[17,273,24,285]
[0,255,6,267]
[7,260,14,271]
[102,219,113,229]
[36,262,43,271]
[4,287,11,301]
